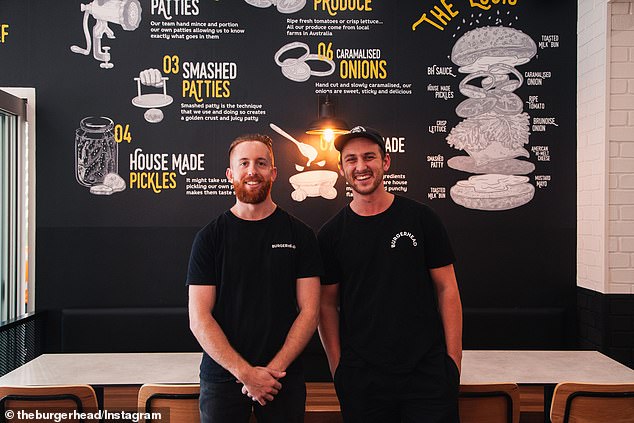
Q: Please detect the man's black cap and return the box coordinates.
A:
[334,126,386,154]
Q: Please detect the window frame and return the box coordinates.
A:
[0,88,34,324]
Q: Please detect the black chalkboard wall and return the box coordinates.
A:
[1,0,577,374]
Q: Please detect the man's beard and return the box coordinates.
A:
[233,176,272,204]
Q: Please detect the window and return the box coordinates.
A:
[0,88,33,323]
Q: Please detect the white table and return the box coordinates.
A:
[461,351,634,422]
[1,351,632,420]
[460,350,634,384]
[0,353,201,386]
[3,351,631,385]
[0,352,202,410]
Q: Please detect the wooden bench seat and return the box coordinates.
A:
[306,382,342,422]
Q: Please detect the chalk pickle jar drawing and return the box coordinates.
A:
[75,116,117,186]
[75,116,126,195]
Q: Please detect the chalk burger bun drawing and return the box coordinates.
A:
[450,174,535,211]
[451,26,537,73]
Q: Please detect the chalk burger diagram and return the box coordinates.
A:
[446,26,537,211]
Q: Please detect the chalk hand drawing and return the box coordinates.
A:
[70,0,142,69]
[446,26,537,210]
[274,42,335,82]
[132,68,173,123]
[245,0,306,14]
[139,68,164,88]
[75,116,126,196]
[269,122,337,202]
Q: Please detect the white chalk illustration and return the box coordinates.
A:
[289,170,338,202]
[75,116,126,195]
[446,26,537,210]
[245,0,306,14]
[269,123,336,202]
[132,68,173,123]
[274,42,335,82]
[90,173,126,195]
[70,0,142,69]
[270,123,319,166]
[450,174,534,211]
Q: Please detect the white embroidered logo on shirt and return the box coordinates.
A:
[390,232,418,248]
[272,243,297,249]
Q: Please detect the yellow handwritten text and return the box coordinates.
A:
[182,80,231,102]
[412,0,458,31]
[129,172,177,194]
[470,0,517,11]
[1,24,8,43]
[340,60,387,79]
[314,0,372,17]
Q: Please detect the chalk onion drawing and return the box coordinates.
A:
[274,42,335,82]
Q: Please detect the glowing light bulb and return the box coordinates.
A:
[319,128,337,151]
[323,128,335,143]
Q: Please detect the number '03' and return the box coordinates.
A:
[163,55,180,74]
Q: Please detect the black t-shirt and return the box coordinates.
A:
[318,195,455,373]
[187,207,323,382]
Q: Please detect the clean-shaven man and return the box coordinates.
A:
[318,126,463,423]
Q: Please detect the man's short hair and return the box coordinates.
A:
[228,134,275,165]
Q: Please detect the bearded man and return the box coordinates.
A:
[187,134,322,423]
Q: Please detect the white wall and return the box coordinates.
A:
[578,0,609,293]
[608,0,634,293]
[577,0,634,294]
